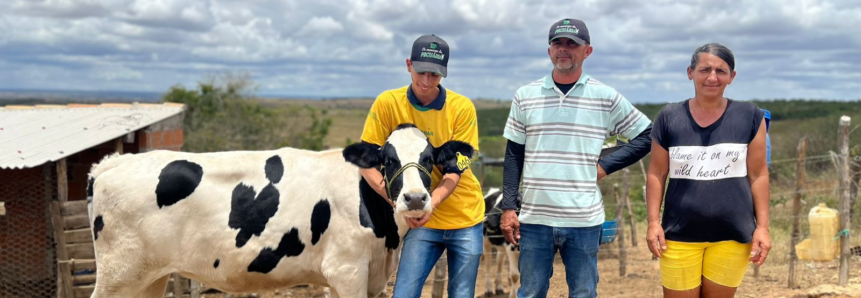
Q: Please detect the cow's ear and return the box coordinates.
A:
[343,142,382,168]
[433,141,475,175]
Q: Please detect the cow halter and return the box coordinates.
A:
[380,162,432,202]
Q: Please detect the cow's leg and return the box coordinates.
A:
[91,231,165,298]
[494,245,505,295]
[505,244,521,298]
[138,275,171,298]
[323,262,368,298]
[482,237,494,297]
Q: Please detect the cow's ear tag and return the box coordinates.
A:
[456,152,471,171]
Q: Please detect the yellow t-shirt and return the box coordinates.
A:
[360,85,484,230]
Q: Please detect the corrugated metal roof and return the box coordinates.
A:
[0,103,184,169]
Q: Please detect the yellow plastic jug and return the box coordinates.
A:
[795,238,812,261]
[808,203,840,261]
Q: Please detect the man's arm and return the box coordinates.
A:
[598,124,652,175]
[499,140,525,210]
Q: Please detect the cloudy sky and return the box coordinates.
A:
[1,0,859,103]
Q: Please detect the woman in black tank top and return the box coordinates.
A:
[645,43,771,298]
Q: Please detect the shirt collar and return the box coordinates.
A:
[542,71,591,90]
[407,84,446,111]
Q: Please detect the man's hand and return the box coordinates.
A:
[597,165,607,181]
[403,191,444,229]
[405,212,431,229]
[749,227,771,265]
[501,210,520,245]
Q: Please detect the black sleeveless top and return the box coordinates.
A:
[651,99,764,243]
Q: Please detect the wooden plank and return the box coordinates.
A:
[67,243,95,259]
[74,285,95,298]
[65,215,90,230]
[65,229,92,244]
[58,262,75,298]
[71,259,96,272]
[61,201,89,217]
[51,202,69,261]
[72,273,96,285]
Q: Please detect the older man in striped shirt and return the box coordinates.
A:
[499,18,652,298]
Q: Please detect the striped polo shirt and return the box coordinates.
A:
[503,72,650,227]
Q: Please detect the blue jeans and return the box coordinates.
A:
[517,223,601,298]
[393,223,483,298]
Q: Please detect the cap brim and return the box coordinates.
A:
[549,35,586,45]
[412,61,447,78]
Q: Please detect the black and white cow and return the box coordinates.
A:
[481,188,520,298]
[86,124,473,298]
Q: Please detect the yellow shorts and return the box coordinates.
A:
[660,240,752,291]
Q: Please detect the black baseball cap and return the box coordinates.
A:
[549,18,590,45]
[410,34,449,77]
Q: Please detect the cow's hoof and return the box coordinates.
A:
[495,289,505,295]
[483,291,495,298]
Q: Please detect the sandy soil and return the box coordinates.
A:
[199,242,860,298]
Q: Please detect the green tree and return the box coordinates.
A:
[161,72,332,152]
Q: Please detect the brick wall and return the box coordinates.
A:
[139,113,184,152]
[0,165,56,297]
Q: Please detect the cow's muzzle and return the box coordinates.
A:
[403,192,428,211]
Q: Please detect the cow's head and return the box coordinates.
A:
[483,188,504,234]
[343,124,474,218]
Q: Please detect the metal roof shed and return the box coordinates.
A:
[0,103,185,297]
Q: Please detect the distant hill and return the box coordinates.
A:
[0,89,162,105]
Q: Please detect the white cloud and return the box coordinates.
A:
[298,16,345,36]
[0,0,859,101]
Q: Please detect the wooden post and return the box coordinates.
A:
[615,183,627,277]
[623,169,637,247]
[57,261,75,298]
[850,147,860,221]
[51,202,74,298]
[837,116,851,286]
[114,137,123,154]
[431,256,447,298]
[57,158,68,202]
[788,138,807,289]
[190,279,201,298]
[638,160,648,203]
[172,273,186,298]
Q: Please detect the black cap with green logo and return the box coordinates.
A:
[549,18,590,45]
[410,34,449,77]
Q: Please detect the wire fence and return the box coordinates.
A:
[208,152,860,298]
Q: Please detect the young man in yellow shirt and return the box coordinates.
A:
[359,34,484,298]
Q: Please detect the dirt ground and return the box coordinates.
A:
[200,241,860,298]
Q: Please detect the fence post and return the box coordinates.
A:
[57,158,68,203]
[838,116,851,286]
[431,256,447,298]
[788,138,807,288]
[189,279,201,298]
[615,183,627,277]
[623,169,637,247]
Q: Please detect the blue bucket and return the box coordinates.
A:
[600,220,618,245]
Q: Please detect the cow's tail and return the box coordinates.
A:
[87,153,136,222]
